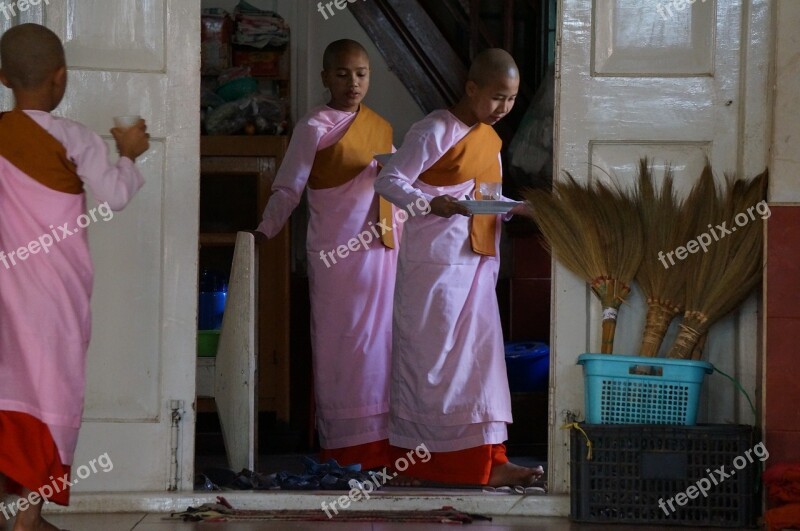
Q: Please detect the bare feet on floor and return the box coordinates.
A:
[12,510,62,531]
[12,518,61,531]
[487,461,544,487]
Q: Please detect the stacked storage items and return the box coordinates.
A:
[524,160,765,526]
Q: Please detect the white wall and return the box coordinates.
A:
[201,0,424,143]
[770,0,800,203]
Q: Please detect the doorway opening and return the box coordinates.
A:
[194,0,558,495]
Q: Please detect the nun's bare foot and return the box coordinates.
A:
[12,515,61,531]
[487,462,544,487]
[11,491,61,531]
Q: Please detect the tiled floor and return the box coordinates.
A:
[6,513,736,530]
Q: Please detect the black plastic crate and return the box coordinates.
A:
[570,424,759,527]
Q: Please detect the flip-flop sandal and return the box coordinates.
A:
[484,485,514,493]
[513,483,548,495]
[303,456,362,475]
[194,473,223,491]
[201,467,238,489]
[524,486,547,495]
[319,473,349,490]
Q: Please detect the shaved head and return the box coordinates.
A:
[322,39,368,70]
[0,23,65,89]
[468,48,519,87]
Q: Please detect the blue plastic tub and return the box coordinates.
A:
[505,341,549,393]
[577,353,714,425]
[198,269,227,330]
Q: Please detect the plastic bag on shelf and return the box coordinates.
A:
[205,91,287,136]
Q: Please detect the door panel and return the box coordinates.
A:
[84,140,165,421]
[49,0,166,71]
[55,72,169,134]
[0,0,202,492]
[551,0,771,493]
[593,0,715,75]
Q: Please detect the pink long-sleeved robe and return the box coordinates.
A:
[0,110,144,465]
[257,105,398,449]
[374,109,513,453]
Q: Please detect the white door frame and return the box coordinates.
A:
[548,0,773,494]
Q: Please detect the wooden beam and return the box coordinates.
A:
[469,0,481,59]
[504,0,514,52]
[349,0,467,112]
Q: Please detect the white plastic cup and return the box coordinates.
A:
[479,182,502,200]
[113,115,141,130]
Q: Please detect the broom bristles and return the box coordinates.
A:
[636,158,713,356]
[667,169,767,359]
[634,158,692,356]
[524,171,642,354]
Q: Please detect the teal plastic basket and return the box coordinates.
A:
[577,354,714,425]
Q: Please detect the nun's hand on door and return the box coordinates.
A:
[111,119,150,162]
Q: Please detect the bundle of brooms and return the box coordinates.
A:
[634,160,720,357]
[523,173,643,354]
[634,160,685,356]
[523,162,766,360]
[666,167,768,359]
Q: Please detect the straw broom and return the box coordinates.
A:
[667,169,767,359]
[523,173,643,354]
[634,159,684,356]
[634,159,716,357]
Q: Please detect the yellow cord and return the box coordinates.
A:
[561,422,592,460]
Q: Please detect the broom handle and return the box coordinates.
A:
[601,307,617,354]
[640,303,677,357]
[691,333,708,360]
[668,323,703,359]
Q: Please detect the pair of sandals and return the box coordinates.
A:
[274,457,376,490]
[194,467,273,491]
[482,482,547,495]
[194,457,377,492]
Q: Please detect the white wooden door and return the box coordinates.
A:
[215,232,257,473]
[2,1,200,492]
[550,0,772,492]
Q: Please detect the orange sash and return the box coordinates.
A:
[419,123,502,256]
[308,105,395,248]
[0,110,83,194]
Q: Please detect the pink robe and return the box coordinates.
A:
[374,109,513,453]
[257,105,398,449]
[0,110,144,465]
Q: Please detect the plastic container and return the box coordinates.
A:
[198,269,227,330]
[577,353,713,425]
[197,330,221,358]
[505,341,549,392]
[570,423,757,527]
[215,76,259,102]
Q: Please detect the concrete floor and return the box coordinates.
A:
[5,512,739,530]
